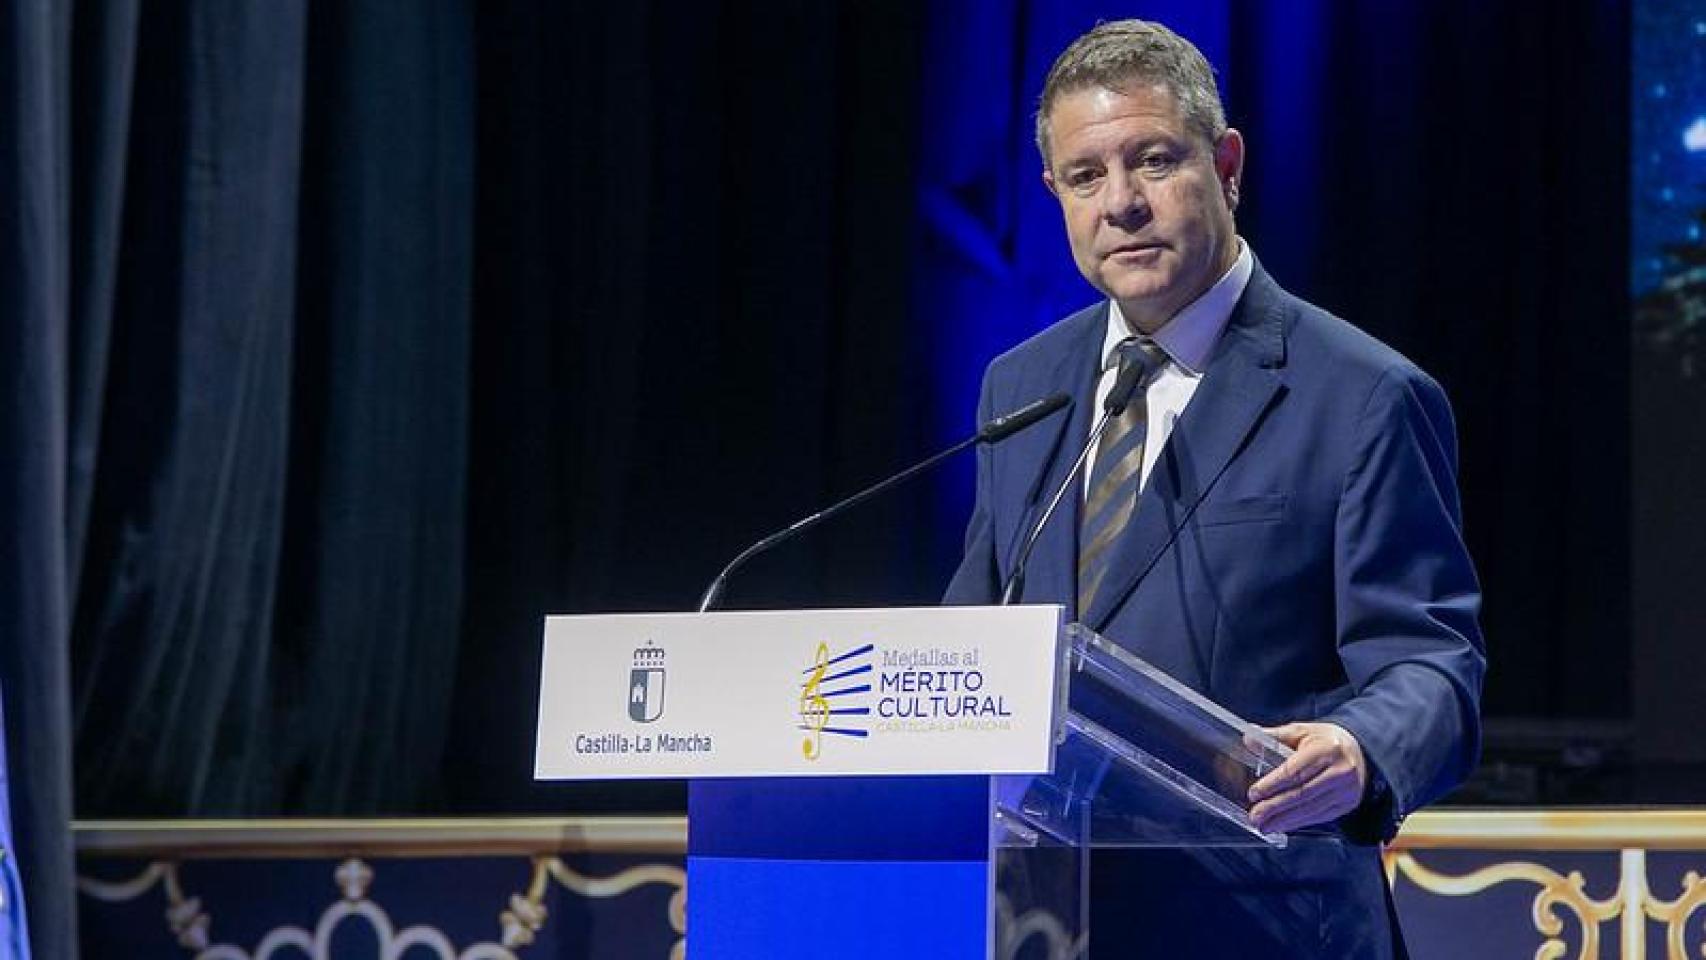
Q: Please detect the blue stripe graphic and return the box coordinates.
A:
[795,725,869,738]
[800,643,875,673]
[806,663,872,686]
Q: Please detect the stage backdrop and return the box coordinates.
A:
[1632,0,1706,797]
[457,0,1639,813]
[1,8,1671,957]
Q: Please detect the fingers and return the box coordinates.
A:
[1255,784,1353,834]
[1245,721,1374,834]
[1247,738,1333,804]
[1249,761,1361,833]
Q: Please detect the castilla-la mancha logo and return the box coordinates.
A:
[629,640,666,723]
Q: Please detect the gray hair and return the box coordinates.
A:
[1035,20,1227,165]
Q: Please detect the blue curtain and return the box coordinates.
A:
[913,2,1243,541]
[910,1,1323,448]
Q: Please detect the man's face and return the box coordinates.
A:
[1042,83,1243,332]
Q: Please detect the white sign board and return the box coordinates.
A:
[533,605,1063,780]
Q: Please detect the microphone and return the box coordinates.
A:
[697,392,1069,612]
[998,338,1149,606]
[978,393,1072,442]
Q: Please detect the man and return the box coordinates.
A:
[944,20,1485,957]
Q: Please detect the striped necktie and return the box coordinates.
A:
[1078,337,1168,615]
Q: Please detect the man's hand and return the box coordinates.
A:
[1247,722,1368,835]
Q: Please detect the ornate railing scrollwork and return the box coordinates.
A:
[78,854,686,959]
[64,811,1706,960]
[1640,865,1706,959]
[1384,852,1620,960]
[501,855,686,960]
[78,861,212,950]
[1384,810,1706,960]
[992,892,1086,960]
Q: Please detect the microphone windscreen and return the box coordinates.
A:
[979,393,1070,443]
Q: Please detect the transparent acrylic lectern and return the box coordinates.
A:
[989,622,1294,958]
[683,615,1296,960]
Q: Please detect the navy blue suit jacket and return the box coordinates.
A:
[945,262,1485,956]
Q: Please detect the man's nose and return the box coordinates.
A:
[1100,167,1149,227]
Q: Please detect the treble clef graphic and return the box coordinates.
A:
[800,641,832,759]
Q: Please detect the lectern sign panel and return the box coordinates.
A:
[534,606,1063,779]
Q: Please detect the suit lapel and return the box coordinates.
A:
[1006,306,1105,620]
[1082,268,1290,631]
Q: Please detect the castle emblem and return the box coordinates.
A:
[629,640,666,723]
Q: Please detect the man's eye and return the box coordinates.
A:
[1137,153,1177,173]
[1065,170,1102,194]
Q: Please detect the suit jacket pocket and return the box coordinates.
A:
[1194,493,1288,527]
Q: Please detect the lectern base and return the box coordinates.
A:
[688,776,993,959]
[688,857,988,959]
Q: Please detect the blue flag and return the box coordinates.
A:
[0,686,31,960]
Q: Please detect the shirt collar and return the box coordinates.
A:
[1102,239,1253,376]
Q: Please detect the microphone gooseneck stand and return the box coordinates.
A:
[697,392,1070,613]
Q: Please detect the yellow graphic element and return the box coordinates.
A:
[800,642,832,760]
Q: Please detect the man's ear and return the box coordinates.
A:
[1041,167,1059,198]
[1215,128,1246,209]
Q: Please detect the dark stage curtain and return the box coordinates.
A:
[1231,1,1632,725]
[6,22,472,960]
[61,0,473,820]
[2,1,80,952]
[445,0,930,812]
